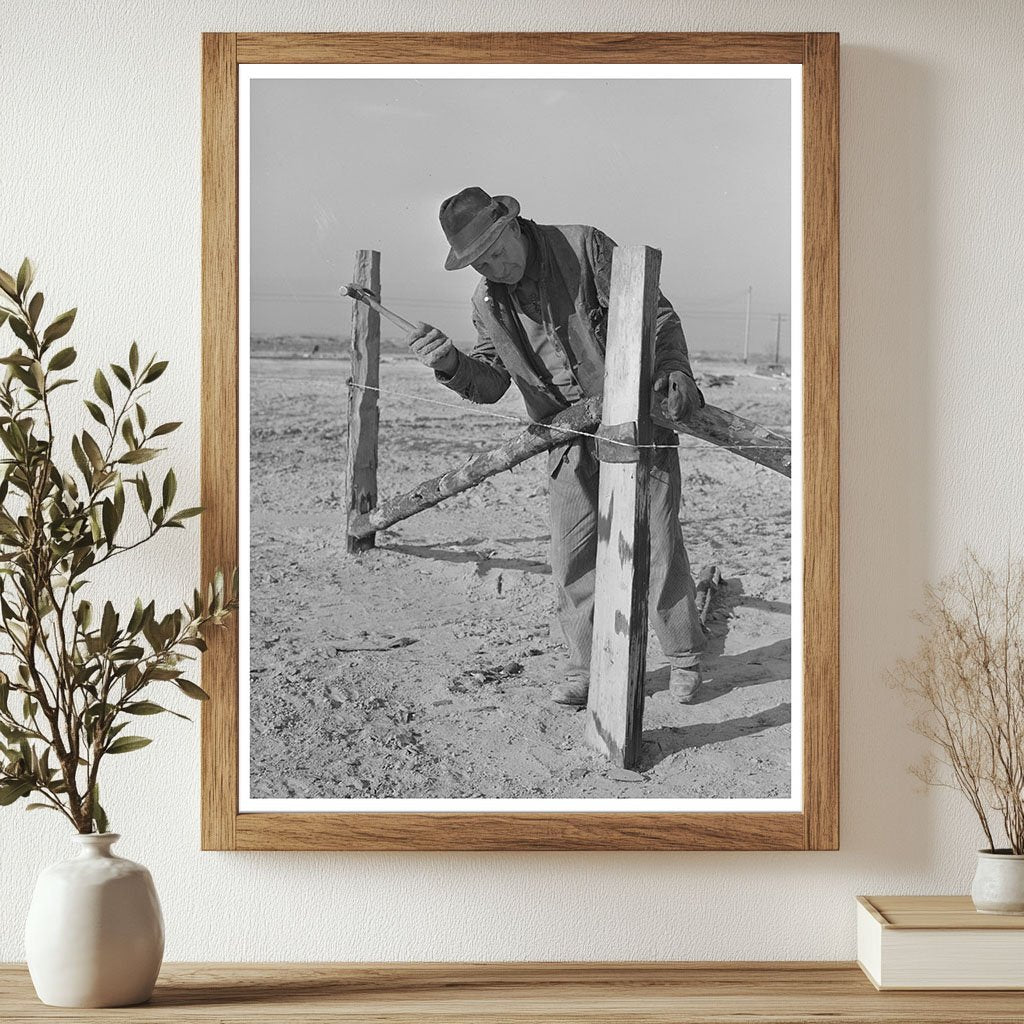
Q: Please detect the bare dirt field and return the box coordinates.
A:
[247,342,793,801]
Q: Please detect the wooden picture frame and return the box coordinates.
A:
[201,32,839,851]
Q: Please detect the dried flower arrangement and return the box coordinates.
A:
[894,552,1024,854]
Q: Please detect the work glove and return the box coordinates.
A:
[653,370,703,423]
[407,322,458,376]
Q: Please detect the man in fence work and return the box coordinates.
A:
[405,187,707,707]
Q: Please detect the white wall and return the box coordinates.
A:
[2,0,1022,962]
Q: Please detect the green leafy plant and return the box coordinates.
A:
[0,259,236,833]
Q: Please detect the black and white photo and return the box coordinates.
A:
[240,67,801,811]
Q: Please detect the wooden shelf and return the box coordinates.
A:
[4,962,1024,1022]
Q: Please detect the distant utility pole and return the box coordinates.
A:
[742,285,752,364]
[774,313,783,365]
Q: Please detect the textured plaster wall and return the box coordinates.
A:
[2,0,1023,961]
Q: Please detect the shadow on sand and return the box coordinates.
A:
[639,702,792,771]
[640,574,791,770]
[385,540,551,576]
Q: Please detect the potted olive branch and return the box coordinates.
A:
[0,258,236,831]
[0,259,237,1007]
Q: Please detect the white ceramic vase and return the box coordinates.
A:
[25,833,164,1007]
[971,849,1024,915]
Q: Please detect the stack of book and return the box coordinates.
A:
[857,895,1024,990]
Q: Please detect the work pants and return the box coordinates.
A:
[548,439,706,680]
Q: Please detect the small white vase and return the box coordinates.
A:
[971,849,1024,915]
[25,833,164,1007]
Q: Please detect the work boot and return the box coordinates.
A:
[669,667,703,703]
[551,674,589,707]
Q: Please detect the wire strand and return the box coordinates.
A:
[345,381,789,452]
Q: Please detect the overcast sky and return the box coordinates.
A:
[250,75,792,357]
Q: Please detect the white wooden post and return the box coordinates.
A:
[584,245,661,768]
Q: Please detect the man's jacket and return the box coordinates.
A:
[435,221,700,439]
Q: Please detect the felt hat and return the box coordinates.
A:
[439,187,521,271]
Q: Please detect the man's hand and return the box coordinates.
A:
[653,370,703,423]
[407,322,458,376]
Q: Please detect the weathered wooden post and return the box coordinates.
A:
[584,245,661,768]
[346,249,380,553]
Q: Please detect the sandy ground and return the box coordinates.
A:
[248,345,792,800]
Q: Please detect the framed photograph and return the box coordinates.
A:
[201,32,838,850]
